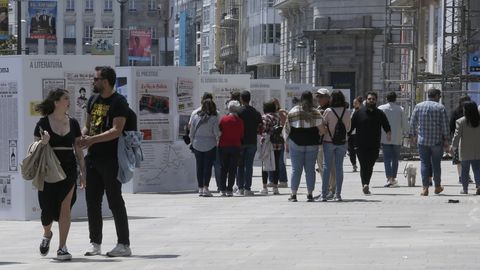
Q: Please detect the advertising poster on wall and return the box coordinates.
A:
[285,84,314,110]
[0,175,12,209]
[0,0,8,40]
[469,52,480,104]
[64,72,93,127]
[0,81,18,174]
[137,79,172,141]
[176,77,194,113]
[128,30,151,62]
[42,78,65,99]
[28,1,57,39]
[92,28,114,55]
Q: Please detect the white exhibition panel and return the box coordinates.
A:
[0,55,114,220]
[117,67,199,193]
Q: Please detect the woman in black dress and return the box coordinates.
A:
[34,89,86,260]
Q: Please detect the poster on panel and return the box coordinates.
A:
[0,81,18,175]
[0,0,8,40]
[285,84,314,110]
[41,78,64,99]
[64,72,94,127]
[250,79,286,113]
[92,28,114,55]
[128,30,151,62]
[28,1,57,39]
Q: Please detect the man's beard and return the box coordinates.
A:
[92,85,101,93]
[366,102,376,109]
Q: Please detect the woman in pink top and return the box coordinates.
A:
[319,91,351,201]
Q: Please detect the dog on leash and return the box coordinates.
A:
[404,163,417,187]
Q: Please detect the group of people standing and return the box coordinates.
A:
[189,86,480,203]
[33,66,132,260]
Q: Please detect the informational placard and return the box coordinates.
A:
[199,75,251,115]
[285,83,314,110]
[65,72,94,127]
[42,78,65,98]
[250,79,286,113]
[92,28,114,55]
[176,77,195,113]
[0,81,18,173]
[0,175,12,209]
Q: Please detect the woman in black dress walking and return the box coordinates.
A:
[34,89,86,260]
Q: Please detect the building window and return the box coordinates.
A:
[103,24,113,29]
[104,0,113,11]
[128,0,136,11]
[151,54,156,65]
[85,0,94,11]
[267,0,275,7]
[262,24,281,44]
[201,35,209,49]
[202,57,209,73]
[84,25,93,39]
[66,0,75,12]
[65,24,75,38]
[203,9,210,25]
[149,27,157,39]
[148,0,157,11]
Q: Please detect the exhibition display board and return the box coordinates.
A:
[0,55,114,220]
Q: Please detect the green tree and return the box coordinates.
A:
[0,35,17,55]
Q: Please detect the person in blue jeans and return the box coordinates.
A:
[318,91,351,201]
[284,91,322,202]
[378,92,408,187]
[236,91,262,196]
[410,88,450,196]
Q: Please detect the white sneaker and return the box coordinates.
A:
[272,187,280,195]
[84,242,101,256]
[203,187,213,197]
[232,186,239,193]
[244,190,254,196]
[266,182,274,188]
[260,188,268,195]
[198,188,204,197]
[326,191,334,200]
[278,182,288,188]
[106,243,132,257]
[390,179,399,187]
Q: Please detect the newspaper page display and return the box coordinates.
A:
[250,80,286,113]
[200,75,251,116]
[92,28,114,55]
[176,77,195,113]
[135,142,195,192]
[0,81,18,174]
[137,79,172,142]
[0,175,12,209]
[285,84,314,110]
[42,78,65,99]
[64,72,93,127]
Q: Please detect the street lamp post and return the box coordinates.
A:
[16,0,21,55]
[116,0,128,66]
[158,3,172,66]
[296,40,306,83]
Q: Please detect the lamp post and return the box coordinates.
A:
[158,3,172,66]
[16,0,21,55]
[296,40,306,83]
[116,0,128,66]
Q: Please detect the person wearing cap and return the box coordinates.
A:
[315,88,336,200]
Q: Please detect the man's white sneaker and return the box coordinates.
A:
[106,244,132,257]
[198,188,204,197]
[266,182,274,187]
[391,179,399,187]
[84,243,101,256]
[260,188,268,195]
[234,189,244,196]
[272,187,280,195]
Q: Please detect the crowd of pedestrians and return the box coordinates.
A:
[189,87,480,201]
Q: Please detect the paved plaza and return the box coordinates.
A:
[1,159,480,269]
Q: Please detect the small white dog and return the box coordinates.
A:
[404,163,417,187]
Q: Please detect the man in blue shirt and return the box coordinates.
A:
[410,88,450,196]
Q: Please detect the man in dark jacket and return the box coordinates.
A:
[351,91,391,195]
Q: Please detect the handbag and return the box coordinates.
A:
[189,116,208,152]
[183,128,191,145]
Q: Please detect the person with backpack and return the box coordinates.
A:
[80,66,132,257]
[316,91,351,201]
[350,91,391,195]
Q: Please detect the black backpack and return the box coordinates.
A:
[327,108,347,145]
[270,124,284,144]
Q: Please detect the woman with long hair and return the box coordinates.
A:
[34,89,86,260]
[451,101,480,194]
[318,91,351,201]
[284,91,323,202]
[450,95,472,183]
[189,99,220,197]
[348,96,363,172]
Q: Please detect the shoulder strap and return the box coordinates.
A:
[331,107,346,120]
[88,93,100,113]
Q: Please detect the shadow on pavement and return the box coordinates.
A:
[51,258,120,263]
[72,216,164,222]
[370,193,415,196]
[0,262,24,266]
[340,199,382,203]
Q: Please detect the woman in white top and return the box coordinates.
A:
[319,91,351,201]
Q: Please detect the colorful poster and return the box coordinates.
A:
[64,72,94,127]
[0,0,8,40]
[92,28,114,55]
[137,79,172,141]
[128,30,151,62]
[176,77,194,113]
[42,78,65,99]
[28,1,57,39]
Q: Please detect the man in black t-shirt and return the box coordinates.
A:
[80,66,131,257]
[236,90,262,196]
